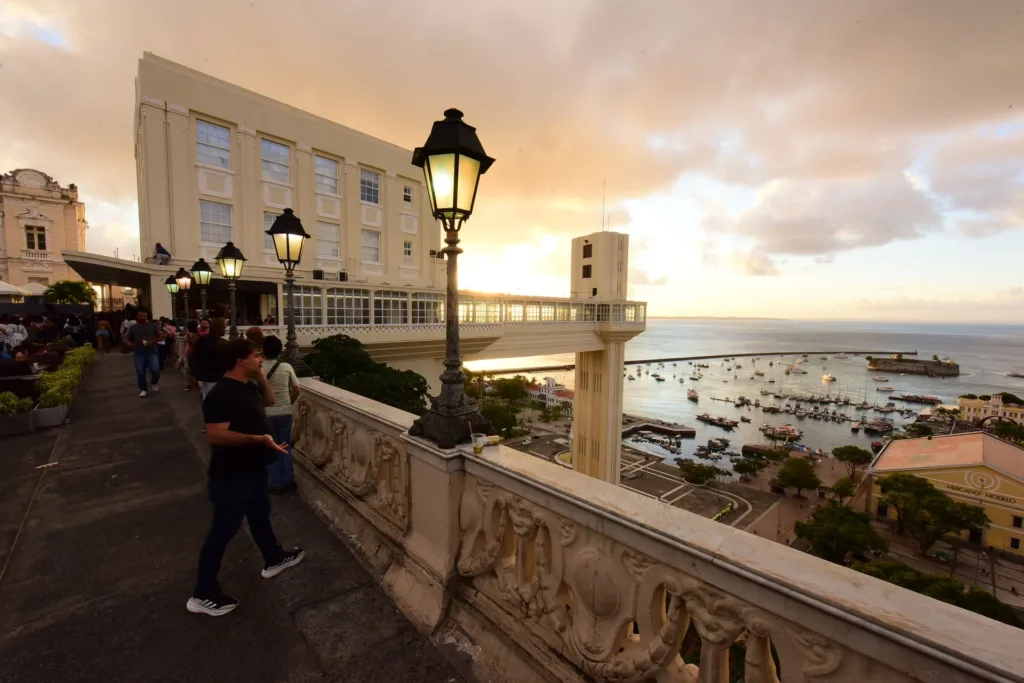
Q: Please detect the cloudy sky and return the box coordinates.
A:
[1,0,1022,322]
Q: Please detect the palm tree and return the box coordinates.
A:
[44,280,97,305]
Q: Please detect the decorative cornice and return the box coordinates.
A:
[141,96,165,108]
[167,103,189,115]
[296,142,312,153]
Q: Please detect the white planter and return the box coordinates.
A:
[33,404,69,428]
[0,411,34,437]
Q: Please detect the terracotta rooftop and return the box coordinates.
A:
[870,432,1024,482]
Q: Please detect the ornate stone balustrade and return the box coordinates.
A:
[291,378,1024,683]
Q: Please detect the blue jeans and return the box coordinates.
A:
[266,414,294,487]
[133,351,160,391]
[194,474,284,598]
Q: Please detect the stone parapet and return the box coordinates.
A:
[291,377,1024,683]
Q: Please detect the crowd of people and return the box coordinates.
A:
[0,311,93,360]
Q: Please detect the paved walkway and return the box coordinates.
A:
[0,353,466,683]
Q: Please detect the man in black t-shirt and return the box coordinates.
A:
[187,339,304,617]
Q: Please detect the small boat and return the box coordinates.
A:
[834,354,849,359]
[627,375,635,380]
[872,376,888,382]
[689,375,700,381]
[818,356,828,360]
[687,389,699,402]
[822,374,836,382]
[768,379,776,383]
[655,376,666,382]
[754,370,765,377]
[789,366,807,375]
[760,388,770,396]
[740,416,751,423]
[851,421,861,433]
[1007,371,1024,378]
[876,385,894,392]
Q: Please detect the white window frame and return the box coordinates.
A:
[263,212,280,252]
[293,285,323,325]
[326,288,371,325]
[315,155,340,195]
[360,168,380,204]
[403,240,413,264]
[200,200,233,244]
[412,292,444,324]
[374,290,409,325]
[317,221,341,260]
[24,225,47,251]
[261,139,290,184]
[197,120,231,169]
[361,229,381,264]
[403,185,413,205]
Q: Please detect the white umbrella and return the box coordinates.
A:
[21,282,49,295]
[0,281,30,295]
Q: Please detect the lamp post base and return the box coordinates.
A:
[409,394,496,449]
[283,347,314,378]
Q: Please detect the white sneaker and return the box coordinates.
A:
[139,390,148,398]
[151,384,160,393]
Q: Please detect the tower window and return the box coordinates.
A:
[582,265,592,279]
[582,243,592,258]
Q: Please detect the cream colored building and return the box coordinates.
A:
[0,169,86,288]
[130,51,443,323]
[959,393,1024,426]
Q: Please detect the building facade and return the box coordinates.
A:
[133,52,444,323]
[0,169,86,287]
[959,393,1024,426]
[867,433,1024,555]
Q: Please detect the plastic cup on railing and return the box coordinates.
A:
[472,433,487,455]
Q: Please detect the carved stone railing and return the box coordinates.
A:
[290,378,1024,683]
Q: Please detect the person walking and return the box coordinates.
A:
[123,308,165,397]
[261,336,299,494]
[190,318,227,400]
[187,338,304,617]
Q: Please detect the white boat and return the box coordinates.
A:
[876,385,894,392]
[818,356,828,360]
[789,366,807,375]
[834,354,849,359]
[687,389,699,402]
[822,374,836,382]
[872,376,888,382]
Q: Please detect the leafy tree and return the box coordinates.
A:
[905,497,988,555]
[732,458,767,481]
[978,395,991,401]
[795,503,888,565]
[492,376,530,404]
[993,422,1024,445]
[878,473,940,536]
[852,561,1021,628]
[310,334,428,415]
[44,279,97,305]
[831,476,856,504]
[677,461,720,486]
[998,392,1023,406]
[832,445,873,481]
[959,393,978,400]
[932,354,940,361]
[337,367,429,416]
[776,457,821,497]
[480,403,520,437]
[904,422,933,438]
[550,405,563,420]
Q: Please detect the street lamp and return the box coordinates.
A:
[266,208,312,375]
[407,108,496,448]
[174,267,192,323]
[214,241,247,340]
[190,258,214,318]
[164,275,179,324]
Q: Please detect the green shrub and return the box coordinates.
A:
[38,385,73,408]
[979,395,992,401]
[0,392,34,416]
[959,394,977,400]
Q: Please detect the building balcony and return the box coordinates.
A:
[21,249,51,260]
[290,378,1023,683]
[261,291,647,363]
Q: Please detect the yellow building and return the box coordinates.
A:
[959,393,1024,426]
[867,433,1024,555]
[0,169,87,288]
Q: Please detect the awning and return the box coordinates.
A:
[62,250,162,289]
[21,282,49,296]
[0,281,30,295]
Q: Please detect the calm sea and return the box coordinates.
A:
[466,318,1024,461]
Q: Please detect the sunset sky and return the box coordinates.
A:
[1,1,1022,322]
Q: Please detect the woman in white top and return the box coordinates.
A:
[261,335,300,494]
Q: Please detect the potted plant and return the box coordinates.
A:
[0,391,35,436]
[34,384,73,428]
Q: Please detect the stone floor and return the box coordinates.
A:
[0,353,467,683]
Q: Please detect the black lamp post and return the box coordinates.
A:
[190,258,214,318]
[174,267,192,323]
[408,108,496,448]
[266,208,312,376]
[164,275,179,324]
[214,241,247,340]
